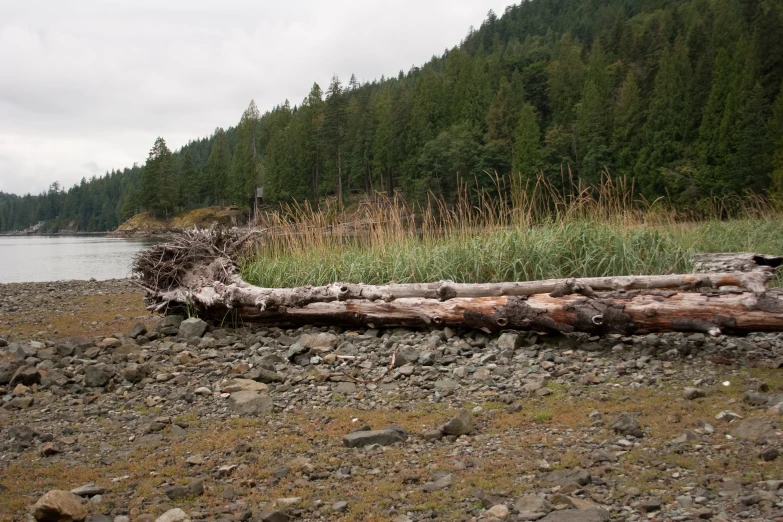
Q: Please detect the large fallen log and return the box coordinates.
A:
[133,229,783,335]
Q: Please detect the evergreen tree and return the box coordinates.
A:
[512,104,543,184]
[229,100,261,205]
[611,70,644,177]
[324,75,347,206]
[770,81,783,198]
[205,128,231,205]
[634,36,695,198]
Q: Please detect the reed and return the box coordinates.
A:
[241,173,783,288]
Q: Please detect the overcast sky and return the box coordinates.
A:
[0,0,513,196]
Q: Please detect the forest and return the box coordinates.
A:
[1,0,783,233]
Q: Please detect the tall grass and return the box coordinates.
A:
[241,174,783,288]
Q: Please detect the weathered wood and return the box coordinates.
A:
[692,252,783,274]
[147,270,773,313]
[176,288,783,336]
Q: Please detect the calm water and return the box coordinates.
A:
[0,235,155,283]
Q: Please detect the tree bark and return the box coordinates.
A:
[191,289,783,336]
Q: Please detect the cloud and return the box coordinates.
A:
[0,0,512,195]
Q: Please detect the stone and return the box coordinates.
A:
[32,490,87,522]
[486,504,509,519]
[343,428,407,448]
[539,508,610,522]
[257,511,289,522]
[228,391,273,415]
[515,494,553,515]
[122,363,148,383]
[178,318,208,339]
[331,500,349,512]
[226,378,269,393]
[760,447,779,461]
[440,409,473,436]
[731,418,777,442]
[542,468,592,487]
[84,364,112,387]
[0,358,24,385]
[434,378,458,394]
[154,509,191,522]
[640,498,663,513]
[715,410,743,422]
[610,413,643,437]
[248,367,285,383]
[10,365,41,386]
[683,387,705,400]
[129,322,148,338]
[285,343,309,361]
[497,332,522,351]
[421,473,453,491]
[298,332,339,350]
[85,516,111,522]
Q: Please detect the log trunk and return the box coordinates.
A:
[177,288,783,336]
[133,230,782,335]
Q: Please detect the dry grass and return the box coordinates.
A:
[242,174,783,288]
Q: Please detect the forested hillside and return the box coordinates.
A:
[3,0,783,233]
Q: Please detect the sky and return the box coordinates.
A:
[0,0,514,196]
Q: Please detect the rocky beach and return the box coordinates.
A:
[3,280,783,522]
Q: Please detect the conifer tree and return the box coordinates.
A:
[512,104,543,184]
[229,100,261,205]
[324,75,347,206]
[205,128,231,205]
[611,70,643,177]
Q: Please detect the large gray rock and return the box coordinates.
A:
[610,413,643,437]
[84,364,113,387]
[0,358,24,385]
[542,468,592,487]
[515,494,553,515]
[178,317,208,339]
[122,363,149,383]
[228,390,273,415]
[731,418,778,442]
[128,322,148,339]
[497,332,523,351]
[440,409,473,436]
[9,365,40,386]
[343,428,407,448]
[32,489,87,522]
[540,508,610,522]
[248,367,285,384]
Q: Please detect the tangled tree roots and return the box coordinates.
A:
[132,227,259,308]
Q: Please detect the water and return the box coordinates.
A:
[0,235,156,283]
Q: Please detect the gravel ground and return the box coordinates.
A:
[2,280,783,522]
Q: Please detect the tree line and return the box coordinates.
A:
[3,0,783,233]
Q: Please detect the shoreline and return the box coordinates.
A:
[2,280,783,520]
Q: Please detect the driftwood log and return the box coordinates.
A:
[133,229,783,336]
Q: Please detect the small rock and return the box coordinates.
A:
[759,447,779,461]
[154,508,191,522]
[331,500,349,512]
[486,504,509,519]
[343,428,407,448]
[542,468,592,487]
[640,498,662,513]
[84,365,112,388]
[440,409,473,436]
[422,473,453,492]
[683,387,705,400]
